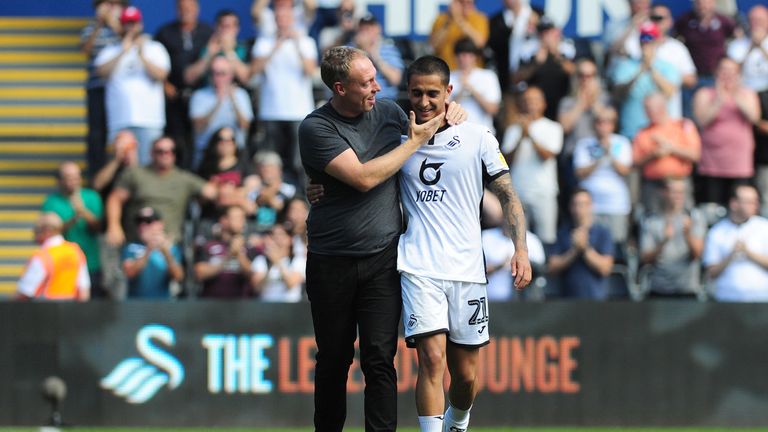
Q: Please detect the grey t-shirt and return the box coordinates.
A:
[639,209,706,293]
[299,99,408,256]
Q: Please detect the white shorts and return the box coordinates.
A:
[401,272,490,348]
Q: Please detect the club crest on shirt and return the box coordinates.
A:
[446,135,461,149]
[407,314,418,329]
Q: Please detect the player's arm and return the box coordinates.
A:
[325,111,444,192]
[487,173,532,289]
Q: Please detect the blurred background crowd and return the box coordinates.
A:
[17,0,768,303]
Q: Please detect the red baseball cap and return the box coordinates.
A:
[120,6,143,24]
[639,21,660,43]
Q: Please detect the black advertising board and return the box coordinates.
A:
[1,301,767,427]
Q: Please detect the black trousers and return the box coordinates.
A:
[306,239,401,432]
[86,86,107,179]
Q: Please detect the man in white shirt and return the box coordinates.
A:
[251,4,317,186]
[398,55,531,432]
[95,6,171,166]
[703,184,768,301]
[501,86,563,244]
[449,37,501,134]
[727,5,768,93]
[649,4,698,118]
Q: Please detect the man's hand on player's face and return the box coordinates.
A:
[409,110,445,146]
[510,249,532,290]
[445,101,467,125]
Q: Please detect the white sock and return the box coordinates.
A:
[418,415,444,432]
[443,403,471,432]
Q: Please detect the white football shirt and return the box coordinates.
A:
[397,122,509,283]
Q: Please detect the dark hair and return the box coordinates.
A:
[406,55,450,86]
[320,46,367,90]
[729,183,759,203]
[453,37,479,55]
[571,187,592,201]
[196,127,244,179]
[215,9,239,25]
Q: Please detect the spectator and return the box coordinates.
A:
[514,16,576,120]
[282,197,309,257]
[639,178,706,298]
[317,0,358,53]
[189,56,253,170]
[573,107,633,243]
[246,150,297,232]
[603,0,650,70]
[703,184,768,301]
[80,0,125,178]
[693,57,760,208]
[727,5,768,93]
[674,0,736,82]
[251,223,306,302]
[649,3,698,118]
[197,126,256,220]
[633,93,701,214]
[557,58,611,211]
[252,0,317,39]
[194,205,259,298]
[353,14,404,101]
[481,191,545,301]
[251,4,318,187]
[449,37,501,133]
[429,0,489,70]
[155,0,215,170]
[755,89,768,216]
[610,21,680,139]
[184,10,251,86]
[106,137,217,247]
[122,206,184,299]
[92,130,138,300]
[548,188,614,299]
[41,162,105,298]
[487,0,533,93]
[501,86,563,245]
[16,213,90,301]
[95,6,171,166]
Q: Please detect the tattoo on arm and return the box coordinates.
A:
[488,173,527,250]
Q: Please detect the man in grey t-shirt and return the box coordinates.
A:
[298,46,461,432]
[639,178,706,297]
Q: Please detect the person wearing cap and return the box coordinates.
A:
[16,213,91,301]
[122,206,184,298]
[353,13,404,101]
[429,0,489,70]
[94,5,171,167]
[449,37,500,133]
[80,0,126,179]
[513,15,576,121]
[610,21,680,140]
[251,4,318,187]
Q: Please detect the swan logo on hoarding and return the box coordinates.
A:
[100,324,185,404]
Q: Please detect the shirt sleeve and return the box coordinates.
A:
[531,121,563,154]
[572,138,593,169]
[702,229,723,266]
[251,255,268,274]
[479,127,509,178]
[501,124,522,154]
[298,115,351,173]
[146,41,171,71]
[17,256,46,298]
[93,44,119,67]
[235,88,254,121]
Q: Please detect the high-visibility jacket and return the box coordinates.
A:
[18,235,89,300]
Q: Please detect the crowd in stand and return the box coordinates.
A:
[16,0,768,302]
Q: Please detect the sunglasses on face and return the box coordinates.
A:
[153,148,174,155]
[136,217,159,225]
